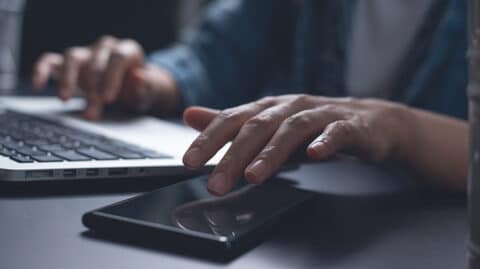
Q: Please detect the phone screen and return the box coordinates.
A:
[84,176,314,250]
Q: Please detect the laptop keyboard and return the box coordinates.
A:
[0,110,172,163]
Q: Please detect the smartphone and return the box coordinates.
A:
[82,176,314,256]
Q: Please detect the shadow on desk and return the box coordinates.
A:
[268,191,465,265]
[80,229,252,264]
[78,191,465,266]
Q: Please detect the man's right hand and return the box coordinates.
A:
[32,35,179,120]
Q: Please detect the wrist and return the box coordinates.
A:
[386,102,418,164]
[146,64,181,116]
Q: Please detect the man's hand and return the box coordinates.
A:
[182,95,413,196]
[32,36,179,120]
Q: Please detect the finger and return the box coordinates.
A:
[81,37,118,120]
[119,66,173,114]
[32,53,63,90]
[83,36,117,96]
[207,101,314,196]
[59,47,90,101]
[244,106,344,183]
[182,97,277,169]
[183,106,220,131]
[307,119,367,160]
[83,90,104,121]
[100,39,144,103]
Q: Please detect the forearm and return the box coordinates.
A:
[400,106,469,191]
[149,0,295,110]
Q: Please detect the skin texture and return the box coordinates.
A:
[33,38,469,196]
[32,36,180,120]
[182,95,468,196]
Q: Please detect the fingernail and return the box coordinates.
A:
[309,141,327,157]
[183,147,203,168]
[245,159,267,183]
[207,172,228,196]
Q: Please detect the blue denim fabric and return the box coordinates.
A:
[149,0,468,119]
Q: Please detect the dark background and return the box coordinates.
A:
[19,0,180,76]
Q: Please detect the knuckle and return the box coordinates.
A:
[217,109,243,122]
[332,121,354,138]
[97,35,117,45]
[64,47,85,59]
[290,94,313,106]
[123,38,141,48]
[255,96,276,107]
[113,39,142,56]
[321,104,337,113]
[360,97,377,104]
[318,104,344,119]
[339,97,358,104]
[244,114,273,130]
[284,112,312,129]
[110,46,128,59]
[256,145,277,160]
[40,52,57,60]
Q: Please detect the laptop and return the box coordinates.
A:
[0,96,226,182]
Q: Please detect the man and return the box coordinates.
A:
[33,0,469,195]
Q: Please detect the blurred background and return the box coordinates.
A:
[1,0,210,90]
[20,0,209,76]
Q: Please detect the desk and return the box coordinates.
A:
[0,90,468,268]
[0,162,467,269]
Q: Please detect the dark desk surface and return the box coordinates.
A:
[0,163,467,269]
[0,91,468,268]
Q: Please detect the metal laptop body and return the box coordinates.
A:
[0,96,224,182]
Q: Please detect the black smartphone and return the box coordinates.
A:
[82,176,314,256]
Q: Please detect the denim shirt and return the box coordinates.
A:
[149,0,468,119]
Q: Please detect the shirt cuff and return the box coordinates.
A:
[147,45,211,111]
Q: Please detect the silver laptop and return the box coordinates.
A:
[0,96,225,182]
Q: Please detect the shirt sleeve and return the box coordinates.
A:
[148,0,295,110]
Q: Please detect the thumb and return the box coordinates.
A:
[183,106,219,131]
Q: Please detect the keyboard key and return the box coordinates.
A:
[77,148,118,160]
[24,139,51,146]
[94,144,124,153]
[140,150,171,159]
[16,147,46,156]
[0,147,16,157]
[2,110,171,163]
[1,140,24,150]
[110,149,144,159]
[10,154,34,163]
[61,140,83,149]
[8,130,32,140]
[31,154,64,162]
[120,144,148,152]
[87,139,112,149]
[39,144,66,152]
[53,150,91,161]
[0,135,14,141]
